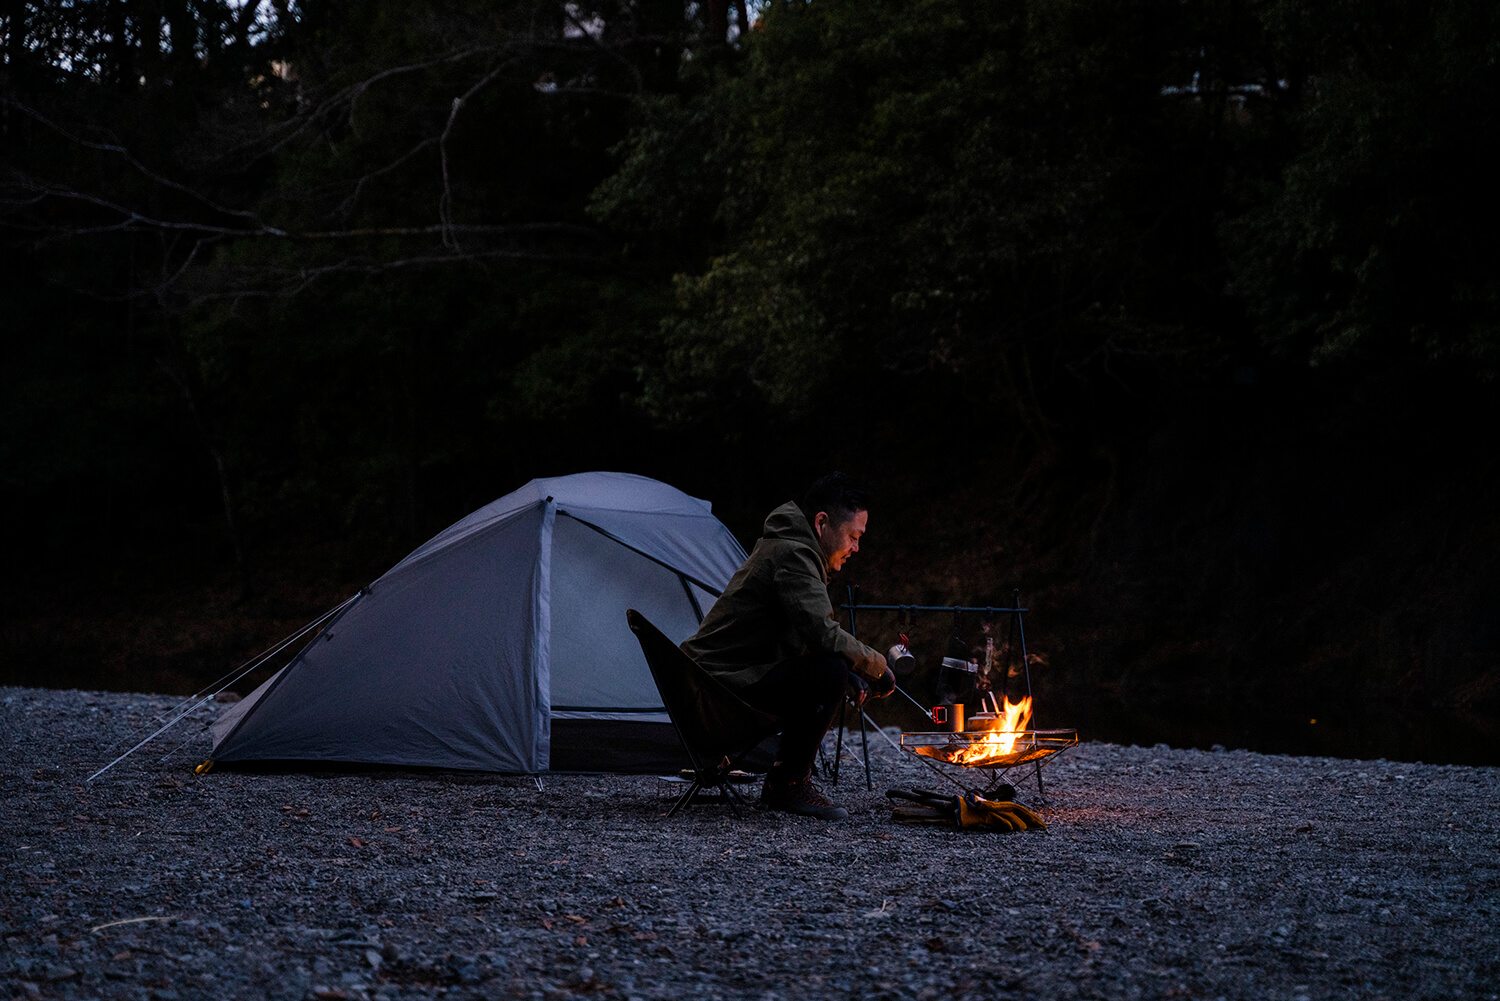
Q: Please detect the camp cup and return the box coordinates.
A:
[931,703,965,733]
[887,642,917,676]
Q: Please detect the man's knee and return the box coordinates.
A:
[806,653,848,704]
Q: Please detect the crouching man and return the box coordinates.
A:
[680,473,896,820]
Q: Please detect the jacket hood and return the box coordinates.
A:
[763,501,826,577]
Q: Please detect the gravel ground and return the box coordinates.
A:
[3,686,1498,1001]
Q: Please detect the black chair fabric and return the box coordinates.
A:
[626,609,780,815]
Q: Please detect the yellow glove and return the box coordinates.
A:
[956,796,1047,831]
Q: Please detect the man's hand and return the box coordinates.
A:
[846,672,871,709]
[869,665,897,699]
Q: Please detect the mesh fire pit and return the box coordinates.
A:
[900,728,1079,769]
[832,595,1078,800]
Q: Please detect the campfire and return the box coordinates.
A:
[951,693,1033,764]
[900,690,1076,770]
[832,596,1077,790]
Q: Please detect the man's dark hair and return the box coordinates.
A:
[801,472,870,525]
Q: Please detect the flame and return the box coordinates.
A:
[951,695,1033,765]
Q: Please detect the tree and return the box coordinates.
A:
[593,0,1287,440]
[0,0,700,574]
[1228,0,1500,375]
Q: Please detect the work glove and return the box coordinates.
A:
[885,789,1047,832]
[955,796,1047,831]
[868,666,897,699]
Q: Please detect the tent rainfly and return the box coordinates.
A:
[210,472,747,773]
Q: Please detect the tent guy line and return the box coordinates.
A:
[84,593,360,784]
[126,590,364,735]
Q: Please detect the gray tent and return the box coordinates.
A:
[210,472,746,773]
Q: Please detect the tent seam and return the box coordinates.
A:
[558,511,738,598]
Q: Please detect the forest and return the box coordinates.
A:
[3,0,1498,763]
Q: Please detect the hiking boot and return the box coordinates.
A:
[760,773,850,821]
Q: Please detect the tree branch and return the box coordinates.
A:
[3,99,281,231]
[558,1,644,93]
[438,59,519,250]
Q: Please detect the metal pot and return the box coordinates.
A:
[966,711,1001,732]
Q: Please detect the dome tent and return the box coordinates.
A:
[210,472,746,773]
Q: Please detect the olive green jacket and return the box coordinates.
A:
[680,501,885,691]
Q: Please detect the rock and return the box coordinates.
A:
[4,687,1498,1001]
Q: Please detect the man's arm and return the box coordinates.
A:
[772,556,887,681]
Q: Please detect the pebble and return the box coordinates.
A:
[2,687,1497,1001]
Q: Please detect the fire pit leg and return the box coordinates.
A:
[1033,760,1045,802]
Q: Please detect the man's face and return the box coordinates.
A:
[814,509,868,573]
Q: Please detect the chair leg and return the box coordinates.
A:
[720,782,745,819]
[665,778,702,818]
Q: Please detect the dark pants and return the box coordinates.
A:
[739,652,848,780]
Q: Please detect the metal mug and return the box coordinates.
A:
[887,642,916,677]
[931,703,965,733]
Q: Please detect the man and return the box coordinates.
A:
[681,472,896,820]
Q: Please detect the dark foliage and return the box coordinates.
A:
[2,0,1496,761]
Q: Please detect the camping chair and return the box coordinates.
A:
[626,609,781,817]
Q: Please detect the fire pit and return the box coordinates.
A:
[897,690,1076,795]
[832,593,1078,800]
[903,686,1076,770]
[900,728,1079,768]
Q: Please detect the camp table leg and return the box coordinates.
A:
[830,700,847,784]
[860,710,873,790]
[846,583,876,790]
